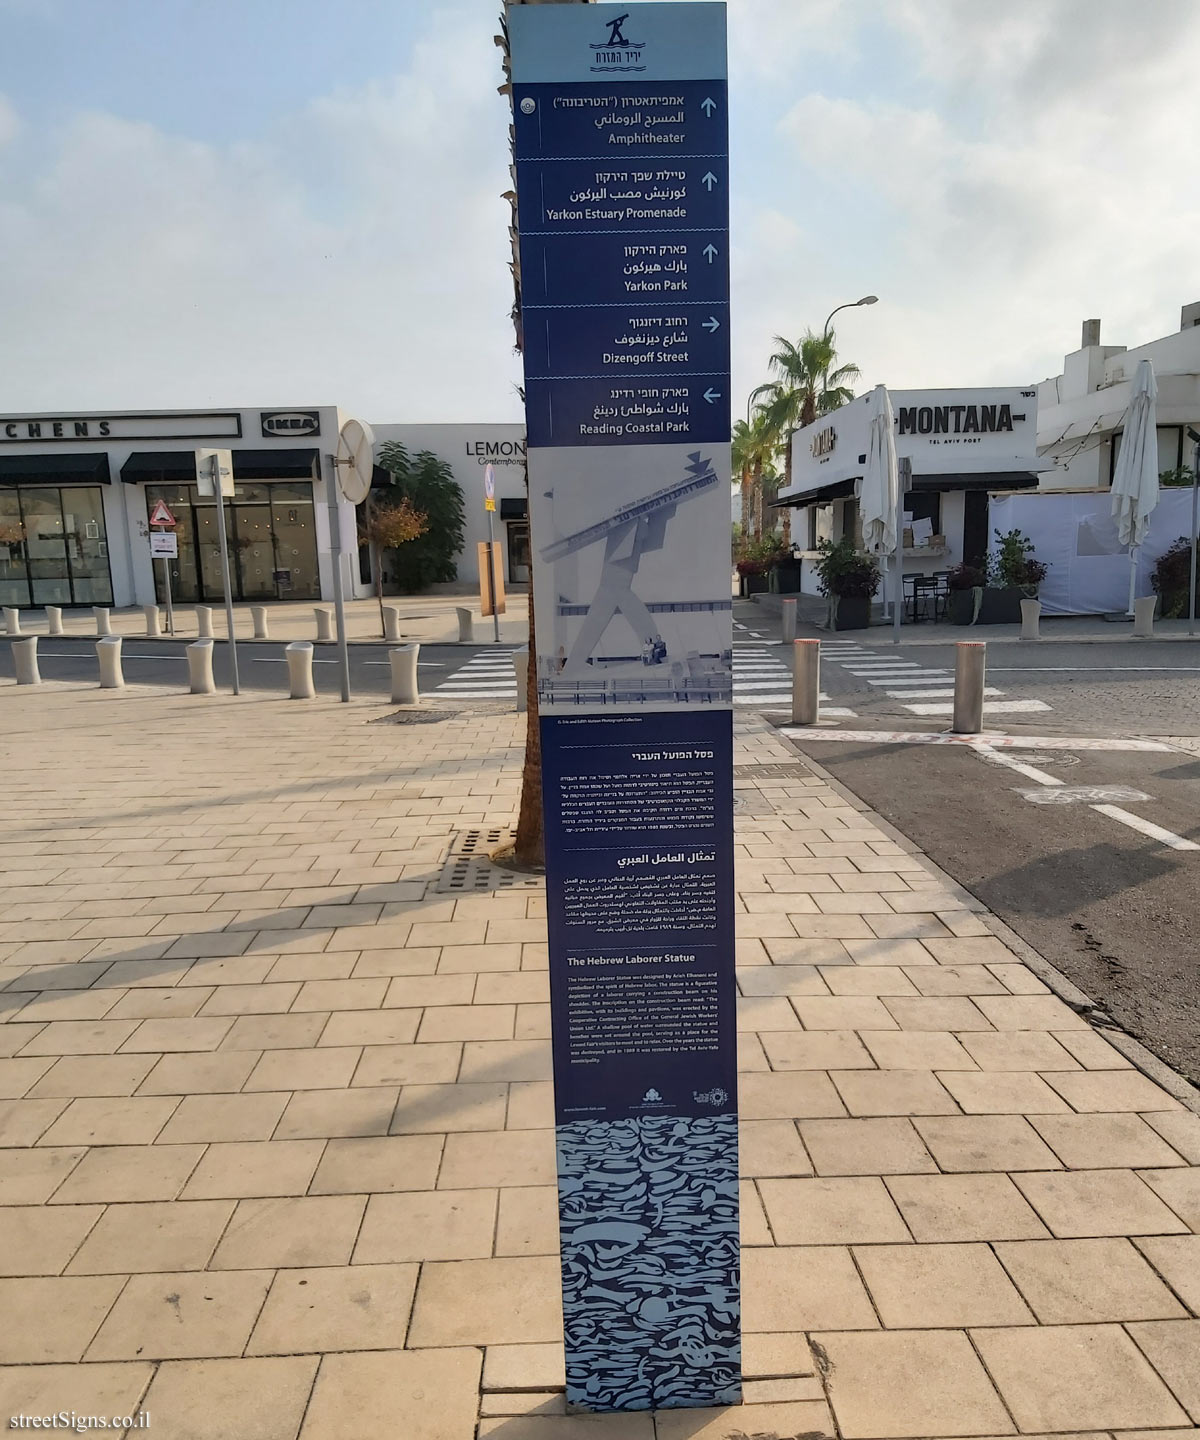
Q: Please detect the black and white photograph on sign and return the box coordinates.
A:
[529,442,733,713]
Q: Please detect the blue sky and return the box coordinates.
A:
[1,0,1197,421]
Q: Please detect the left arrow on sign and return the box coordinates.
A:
[703,388,722,404]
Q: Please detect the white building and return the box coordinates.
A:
[1037,303,1200,488]
[779,387,1049,596]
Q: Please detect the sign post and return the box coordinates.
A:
[510,3,737,1413]
[196,449,239,695]
[484,461,500,642]
[147,498,177,636]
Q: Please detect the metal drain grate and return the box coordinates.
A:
[733,762,813,780]
[371,709,451,726]
[437,827,545,893]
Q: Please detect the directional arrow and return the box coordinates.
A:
[701,171,718,191]
[703,316,720,333]
[700,96,717,116]
[703,243,718,263]
[703,388,722,404]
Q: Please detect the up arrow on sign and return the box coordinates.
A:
[703,243,718,263]
[700,96,717,116]
[701,171,718,191]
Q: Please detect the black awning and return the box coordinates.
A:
[773,478,857,508]
[120,451,196,486]
[500,497,527,520]
[232,448,319,481]
[909,471,1040,493]
[0,452,112,486]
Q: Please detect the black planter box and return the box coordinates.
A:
[740,573,769,597]
[949,585,1028,625]
[827,594,871,631]
[770,559,801,593]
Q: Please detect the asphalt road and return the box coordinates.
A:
[785,729,1200,1085]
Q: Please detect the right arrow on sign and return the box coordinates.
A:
[703,316,721,333]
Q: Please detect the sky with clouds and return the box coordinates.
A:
[1,0,1197,423]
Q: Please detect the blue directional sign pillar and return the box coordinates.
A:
[509,3,738,1414]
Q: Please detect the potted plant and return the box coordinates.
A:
[735,556,770,597]
[946,559,989,625]
[735,535,786,597]
[813,537,880,631]
[948,531,1047,625]
[1151,537,1198,618]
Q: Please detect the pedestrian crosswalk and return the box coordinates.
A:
[733,645,856,716]
[820,639,1052,716]
[432,649,520,700]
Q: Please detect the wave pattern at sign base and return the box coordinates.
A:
[556,1111,741,1412]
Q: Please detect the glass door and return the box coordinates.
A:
[22,490,71,607]
[506,522,531,584]
[194,498,233,602]
[60,488,113,604]
[0,491,29,606]
[234,504,276,599]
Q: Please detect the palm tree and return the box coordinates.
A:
[732,408,778,541]
[752,330,861,545]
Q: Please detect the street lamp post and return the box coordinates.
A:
[823,294,878,339]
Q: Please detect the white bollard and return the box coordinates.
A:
[97,635,124,689]
[187,638,216,695]
[513,646,528,713]
[389,643,420,705]
[1132,595,1157,639]
[1019,598,1041,641]
[952,641,986,735]
[456,606,474,643]
[3,607,20,636]
[196,606,214,639]
[251,606,269,640]
[383,606,402,643]
[144,604,162,638]
[286,641,315,699]
[13,637,40,685]
[94,607,111,637]
[780,597,798,645]
[791,638,820,725]
[45,606,64,637]
[314,607,334,642]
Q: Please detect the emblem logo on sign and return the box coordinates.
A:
[590,12,645,71]
[260,410,320,438]
[641,1088,663,1104]
[693,1087,729,1108]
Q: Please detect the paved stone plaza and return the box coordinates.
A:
[0,680,1198,1438]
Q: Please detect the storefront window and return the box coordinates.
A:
[0,486,112,607]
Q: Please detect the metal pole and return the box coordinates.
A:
[211,463,240,696]
[325,460,351,702]
[486,508,500,644]
[791,638,820,725]
[894,456,909,645]
[1190,435,1200,639]
[162,557,175,636]
[952,641,986,734]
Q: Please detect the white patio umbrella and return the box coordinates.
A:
[1111,357,1159,616]
[859,383,901,640]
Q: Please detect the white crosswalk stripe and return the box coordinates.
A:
[815,642,1052,716]
[433,649,520,699]
[732,646,855,714]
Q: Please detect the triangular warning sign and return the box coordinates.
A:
[148,499,176,527]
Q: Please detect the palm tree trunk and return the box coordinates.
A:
[780,437,793,547]
[753,458,763,541]
[740,462,751,534]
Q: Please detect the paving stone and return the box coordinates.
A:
[741,1246,878,1331]
[309,1134,444,1194]
[67,1198,234,1274]
[1014,1169,1191,1237]
[1140,1168,1200,1230]
[141,1355,318,1440]
[975,994,1089,1030]
[741,1331,816,1379]
[251,1262,418,1352]
[39,1095,179,1146]
[0,1202,102,1275]
[88,1270,273,1360]
[211,1194,366,1269]
[845,935,940,964]
[199,983,303,1016]
[1135,1235,1200,1312]
[119,1017,235,1053]
[458,1039,551,1084]
[20,1020,142,1056]
[974,1323,1189,1432]
[219,1013,331,1051]
[158,1092,289,1144]
[0,1274,127,1362]
[937,1069,1070,1114]
[759,1176,911,1245]
[407,1256,562,1346]
[391,1081,508,1134]
[1127,1319,1200,1421]
[0,1145,86,1204]
[737,964,828,996]
[883,996,993,1031]
[481,1342,565,1392]
[887,1173,1050,1241]
[51,1144,206,1203]
[244,1047,361,1092]
[1146,1110,1200,1164]
[354,1189,497,1263]
[817,1327,1014,1438]
[831,1069,958,1117]
[0,1054,56,1097]
[791,995,899,1030]
[180,1140,325,1200]
[439,1129,557,1189]
[915,1115,1063,1172]
[27,1053,160,1098]
[274,1087,398,1140]
[654,1401,835,1439]
[860,1029,977,1070]
[758,1029,873,1070]
[1032,1113,1189,1169]
[906,963,1008,996]
[1053,1027,1136,1068]
[800,1117,936,1175]
[506,1081,555,1131]
[300,1347,481,1440]
[107,987,214,1019]
[958,1031,1084,1075]
[138,1049,261,1095]
[998,1236,1189,1324]
[1044,1069,1183,1112]
[860,1241,1036,1333]
[738,1119,811,1178]
[352,1043,461,1087]
[0,1362,154,1432]
[476,1419,652,1439]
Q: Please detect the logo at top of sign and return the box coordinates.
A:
[590,11,645,72]
[520,97,535,115]
[147,499,176,527]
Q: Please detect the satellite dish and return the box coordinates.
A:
[335,418,375,504]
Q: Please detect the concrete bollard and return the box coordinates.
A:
[952,641,986,734]
[389,643,420,705]
[94,607,111,637]
[383,606,403,643]
[97,635,124,689]
[187,638,216,695]
[196,606,214,639]
[1019,598,1041,641]
[780,597,798,645]
[45,606,64,637]
[144,604,162,638]
[1132,595,1157,639]
[13,637,40,685]
[314,607,334,643]
[456,607,474,643]
[513,646,528,713]
[286,641,315,699]
[3,607,20,636]
[251,606,269,640]
[791,638,820,726]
